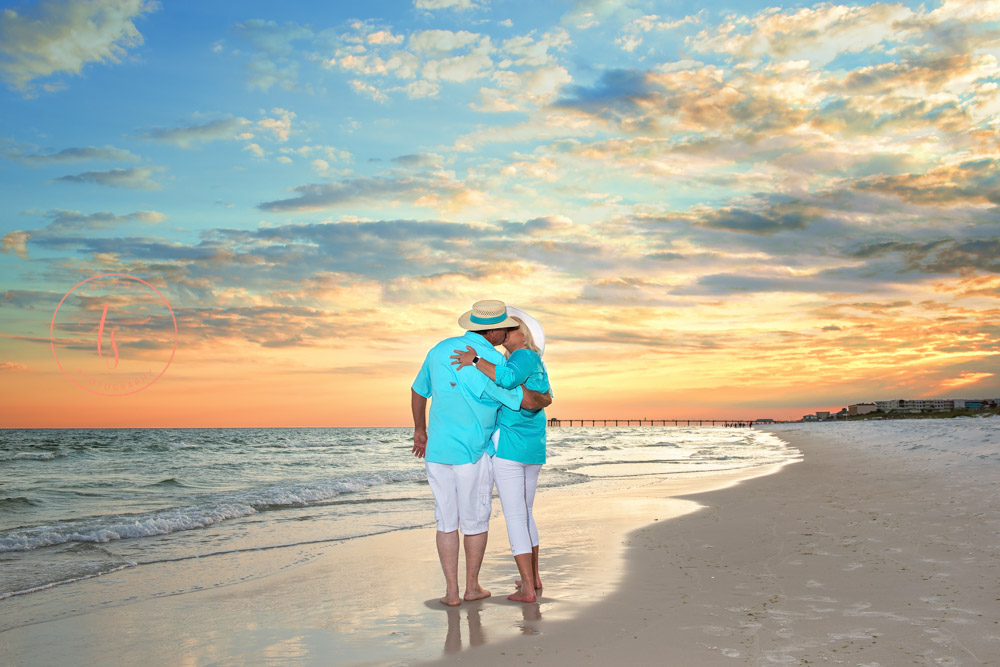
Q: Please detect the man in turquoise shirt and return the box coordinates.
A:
[411,300,552,606]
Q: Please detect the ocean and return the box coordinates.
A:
[0,426,799,607]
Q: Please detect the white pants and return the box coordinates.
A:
[425,453,494,534]
[493,456,542,556]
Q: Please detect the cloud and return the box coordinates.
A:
[2,231,30,258]
[414,0,479,10]
[399,79,440,98]
[850,238,1000,274]
[258,174,472,212]
[392,153,445,168]
[145,117,250,148]
[53,166,163,190]
[501,29,570,67]
[409,29,483,53]
[6,144,138,165]
[244,57,301,92]
[421,51,493,82]
[331,23,569,105]
[556,66,811,137]
[853,158,1000,206]
[349,79,389,102]
[257,108,295,142]
[617,13,699,52]
[937,370,995,391]
[687,2,915,65]
[27,209,165,234]
[674,272,840,296]
[0,362,29,372]
[233,19,313,92]
[697,205,813,236]
[234,19,312,56]
[0,0,158,94]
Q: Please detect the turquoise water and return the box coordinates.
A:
[0,426,798,603]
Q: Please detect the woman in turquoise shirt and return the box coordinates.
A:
[452,313,550,602]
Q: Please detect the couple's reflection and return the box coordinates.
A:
[517,600,542,635]
[443,604,485,654]
[443,601,543,655]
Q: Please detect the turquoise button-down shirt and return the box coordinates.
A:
[494,348,549,465]
[412,331,524,465]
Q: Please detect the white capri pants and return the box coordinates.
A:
[425,453,493,534]
[492,456,542,556]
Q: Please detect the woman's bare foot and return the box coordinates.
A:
[515,577,543,590]
[507,588,537,602]
[440,593,462,607]
[463,587,491,601]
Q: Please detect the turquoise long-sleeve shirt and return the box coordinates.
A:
[412,331,524,465]
[493,348,549,464]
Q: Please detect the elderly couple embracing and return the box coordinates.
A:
[411,300,552,606]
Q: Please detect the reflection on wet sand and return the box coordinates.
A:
[441,597,543,656]
[443,604,486,655]
[517,600,542,636]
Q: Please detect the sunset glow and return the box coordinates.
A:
[1,0,998,426]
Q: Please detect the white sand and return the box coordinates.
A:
[433,418,1000,665]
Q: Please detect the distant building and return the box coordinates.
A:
[849,403,878,416]
[755,418,775,424]
[876,399,955,413]
[802,414,818,421]
[816,411,831,420]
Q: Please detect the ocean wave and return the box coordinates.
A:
[169,441,199,449]
[144,478,189,488]
[0,468,428,553]
[0,451,61,462]
[0,496,41,509]
[0,562,137,601]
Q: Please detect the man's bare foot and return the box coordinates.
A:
[440,593,461,607]
[463,587,491,601]
[507,588,537,602]
[515,577,543,590]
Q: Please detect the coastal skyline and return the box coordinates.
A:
[1,0,998,427]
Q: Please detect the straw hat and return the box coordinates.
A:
[458,299,520,331]
[505,306,546,357]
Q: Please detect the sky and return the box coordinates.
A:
[1,0,998,427]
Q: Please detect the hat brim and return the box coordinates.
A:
[458,310,520,331]
[505,306,545,357]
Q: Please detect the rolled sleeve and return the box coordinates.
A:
[494,357,530,389]
[484,382,523,411]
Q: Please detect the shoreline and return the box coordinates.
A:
[4,421,996,665]
[432,422,999,665]
[0,441,791,666]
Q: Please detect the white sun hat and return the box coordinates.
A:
[458,299,520,331]
[505,305,545,357]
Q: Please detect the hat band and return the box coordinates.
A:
[470,312,507,325]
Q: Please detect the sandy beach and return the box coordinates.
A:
[435,420,1000,666]
[2,420,997,665]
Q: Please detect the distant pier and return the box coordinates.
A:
[547,418,762,427]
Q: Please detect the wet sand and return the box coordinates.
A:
[433,423,1000,665]
[0,462,778,665]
